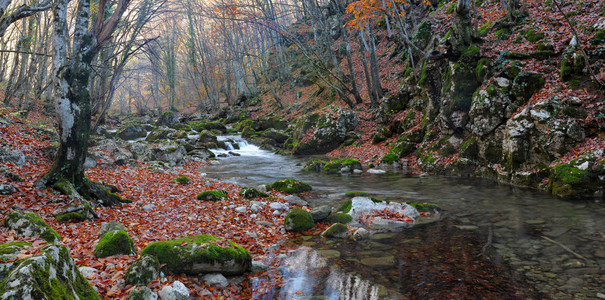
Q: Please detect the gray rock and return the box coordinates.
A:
[78,266,98,278]
[99,220,128,237]
[251,260,269,272]
[352,228,370,240]
[143,204,156,211]
[321,223,348,238]
[284,195,308,206]
[83,156,97,169]
[360,255,395,267]
[158,286,176,300]
[151,142,187,166]
[250,204,261,212]
[117,124,147,141]
[0,147,25,166]
[0,184,18,195]
[203,273,229,289]
[367,169,386,174]
[269,202,288,211]
[172,280,189,300]
[235,206,247,213]
[4,210,61,243]
[125,255,160,286]
[129,287,158,300]
[310,205,331,222]
[256,221,273,227]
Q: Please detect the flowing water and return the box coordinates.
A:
[205,136,605,299]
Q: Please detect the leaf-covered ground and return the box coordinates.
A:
[0,105,331,298]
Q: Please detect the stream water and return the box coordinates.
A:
[204,136,605,299]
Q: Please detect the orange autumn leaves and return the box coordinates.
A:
[345,0,430,30]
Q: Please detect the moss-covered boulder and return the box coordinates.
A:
[0,244,99,299]
[321,223,349,238]
[196,190,228,201]
[239,187,268,199]
[302,160,326,172]
[190,121,227,134]
[292,108,358,155]
[157,111,178,127]
[257,116,288,131]
[284,208,314,232]
[173,176,191,185]
[511,72,545,104]
[146,127,176,142]
[116,125,147,141]
[141,234,251,275]
[324,213,353,224]
[269,178,312,194]
[94,230,136,258]
[3,211,61,243]
[0,241,31,261]
[99,220,128,237]
[125,255,160,286]
[128,287,157,300]
[548,158,602,198]
[198,130,218,145]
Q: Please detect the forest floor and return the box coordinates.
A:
[0,104,329,298]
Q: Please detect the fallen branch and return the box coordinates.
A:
[541,235,587,261]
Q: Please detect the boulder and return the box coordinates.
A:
[202,273,229,289]
[141,234,251,275]
[310,205,331,222]
[262,129,289,144]
[125,255,160,286]
[284,208,314,232]
[0,147,25,166]
[94,230,136,258]
[196,190,228,201]
[239,187,267,198]
[321,223,349,238]
[3,211,61,243]
[150,142,187,166]
[292,108,357,155]
[0,184,18,195]
[284,195,308,206]
[268,178,312,194]
[0,244,99,299]
[117,125,148,141]
[468,87,515,137]
[158,281,189,300]
[128,287,158,300]
[99,220,128,237]
[157,111,179,127]
[146,127,177,143]
[198,130,218,145]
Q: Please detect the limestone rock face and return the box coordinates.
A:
[150,142,187,166]
[0,244,99,299]
[292,108,358,155]
[141,234,251,276]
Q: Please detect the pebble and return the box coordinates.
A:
[596,292,605,299]
[203,273,229,289]
[272,210,281,216]
[251,204,261,212]
[234,206,247,213]
[142,204,155,211]
[256,221,273,227]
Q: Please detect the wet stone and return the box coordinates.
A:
[360,256,395,267]
[317,250,340,258]
[369,233,396,240]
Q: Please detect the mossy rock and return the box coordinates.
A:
[380,153,399,164]
[116,125,147,141]
[269,178,312,194]
[257,116,288,131]
[524,28,544,43]
[189,121,227,133]
[302,159,326,172]
[94,230,136,258]
[3,211,61,243]
[0,241,32,261]
[173,176,191,185]
[459,137,479,159]
[128,287,156,300]
[324,213,353,224]
[157,111,178,127]
[124,255,160,286]
[336,199,353,213]
[145,127,175,142]
[198,130,218,144]
[408,202,441,213]
[55,211,88,224]
[140,234,251,275]
[344,192,368,198]
[239,187,268,198]
[284,208,314,232]
[0,244,99,299]
[171,123,191,131]
[511,72,545,103]
[548,162,598,198]
[341,158,362,170]
[321,223,349,238]
[390,141,415,158]
[323,160,343,174]
[196,190,228,201]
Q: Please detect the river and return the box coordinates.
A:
[204,136,605,299]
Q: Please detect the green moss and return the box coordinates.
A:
[591,29,605,45]
[503,51,531,59]
[55,212,88,223]
[284,208,314,232]
[413,21,432,42]
[141,234,251,275]
[124,256,160,286]
[94,230,136,258]
[445,1,455,14]
[486,85,498,97]
[302,159,326,172]
[4,211,61,243]
[196,190,228,201]
[321,223,349,238]
[173,176,190,185]
[418,62,428,85]
[408,202,441,213]
[475,57,490,80]
[560,59,573,81]
[324,213,353,224]
[495,28,510,40]
[341,158,361,168]
[323,160,343,174]
[459,137,479,159]
[462,45,480,58]
[269,178,312,194]
[337,199,353,213]
[344,192,368,198]
[524,28,544,43]
[548,162,598,198]
[477,21,492,35]
[0,241,32,258]
[53,179,74,195]
[381,153,399,164]
[239,187,268,198]
[531,50,555,60]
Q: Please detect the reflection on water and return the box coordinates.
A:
[204,136,605,298]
